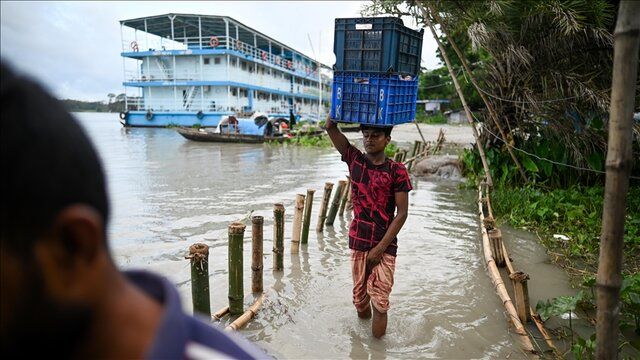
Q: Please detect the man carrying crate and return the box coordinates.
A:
[325,117,412,338]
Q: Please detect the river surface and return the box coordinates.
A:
[77,113,578,359]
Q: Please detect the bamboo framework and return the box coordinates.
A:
[478,182,559,356]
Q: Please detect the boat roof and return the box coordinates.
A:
[120,13,331,69]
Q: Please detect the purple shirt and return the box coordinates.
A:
[125,270,267,359]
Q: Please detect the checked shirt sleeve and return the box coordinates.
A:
[393,163,413,193]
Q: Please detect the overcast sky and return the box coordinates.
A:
[1,1,440,101]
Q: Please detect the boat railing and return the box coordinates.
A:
[125,69,206,82]
[123,34,325,80]
[125,97,284,114]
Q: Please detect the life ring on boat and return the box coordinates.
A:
[275,56,281,65]
[209,36,219,48]
[261,51,267,61]
[196,110,204,119]
[119,111,128,120]
[130,41,139,52]
[145,110,153,120]
[287,60,293,69]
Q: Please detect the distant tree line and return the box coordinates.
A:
[61,93,126,113]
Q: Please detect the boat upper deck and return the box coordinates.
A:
[120,14,331,80]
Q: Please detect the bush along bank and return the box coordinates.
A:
[460,144,640,355]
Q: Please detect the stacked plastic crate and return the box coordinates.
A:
[330,17,424,126]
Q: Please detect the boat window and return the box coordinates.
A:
[230,58,237,67]
[231,87,237,97]
[214,57,221,65]
[241,61,247,71]
[204,58,210,65]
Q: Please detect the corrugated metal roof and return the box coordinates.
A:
[120,13,330,69]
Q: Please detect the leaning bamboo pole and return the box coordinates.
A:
[291,194,305,254]
[251,216,264,293]
[421,6,493,187]
[530,307,559,353]
[187,243,211,317]
[301,189,315,244]
[273,203,285,271]
[228,222,245,315]
[478,182,536,353]
[427,3,528,183]
[316,182,333,232]
[325,180,347,226]
[225,293,266,331]
[338,177,350,217]
[596,1,640,356]
[407,140,420,172]
[212,306,230,321]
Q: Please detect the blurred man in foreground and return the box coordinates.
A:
[0,62,265,359]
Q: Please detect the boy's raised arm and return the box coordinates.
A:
[325,117,350,156]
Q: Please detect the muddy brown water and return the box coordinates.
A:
[78,113,579,359]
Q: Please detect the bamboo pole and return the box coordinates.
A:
[421,7,493,187]
[273,203,285,271]
[530,307,559,353]
[291,194,305,254]
[228,222,245,315]
[316,182,333,232]
[596,1,640,357]
[427,4,528,183]
[510,271,531,323]
[346,181,353,211]
[414,120,427,144]
[325,180,347,226]
[301,189,315,244]
[488,228,505,267]
[338,178,351,217]
[393,150,402,162]
[225,293,266,331]
[251,215,263,294]
[188,243,211,317]
[407,140,420,172]
[212,306,229,321]
[478,183,535,353]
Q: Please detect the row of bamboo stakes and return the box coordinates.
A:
[183,138,441,331]
[185,176,354,331]
[478,181,557,357]
[396,129,446,173]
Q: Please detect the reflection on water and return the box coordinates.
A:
[77,113,576,359]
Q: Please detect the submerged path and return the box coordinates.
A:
[79,113,576,359]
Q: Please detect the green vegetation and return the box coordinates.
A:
[490,185,639,274]
[536,273,640,356]
[61,93,127,113]
[384,142,399,158]
[415,108,447,124]
[281,134,332,148]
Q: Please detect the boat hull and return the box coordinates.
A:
[176,127,280,143]
[123,111,230,128]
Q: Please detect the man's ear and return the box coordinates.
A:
[34,205,106,300]
[51,205,104,266]
[35,205,105,278]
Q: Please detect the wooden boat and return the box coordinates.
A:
[176,113,325,144]
[176,127,286,143]
[177,127,262,143]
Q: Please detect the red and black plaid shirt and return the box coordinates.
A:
[342,143,412,256]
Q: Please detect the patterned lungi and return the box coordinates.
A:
[351,249,396,314]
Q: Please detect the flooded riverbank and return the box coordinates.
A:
[77,113,578,358]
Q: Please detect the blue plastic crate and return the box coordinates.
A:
[334,17,424,75]
[330,72,419,126]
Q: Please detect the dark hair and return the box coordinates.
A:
[360,124,393,137]
[0,62,110,254]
